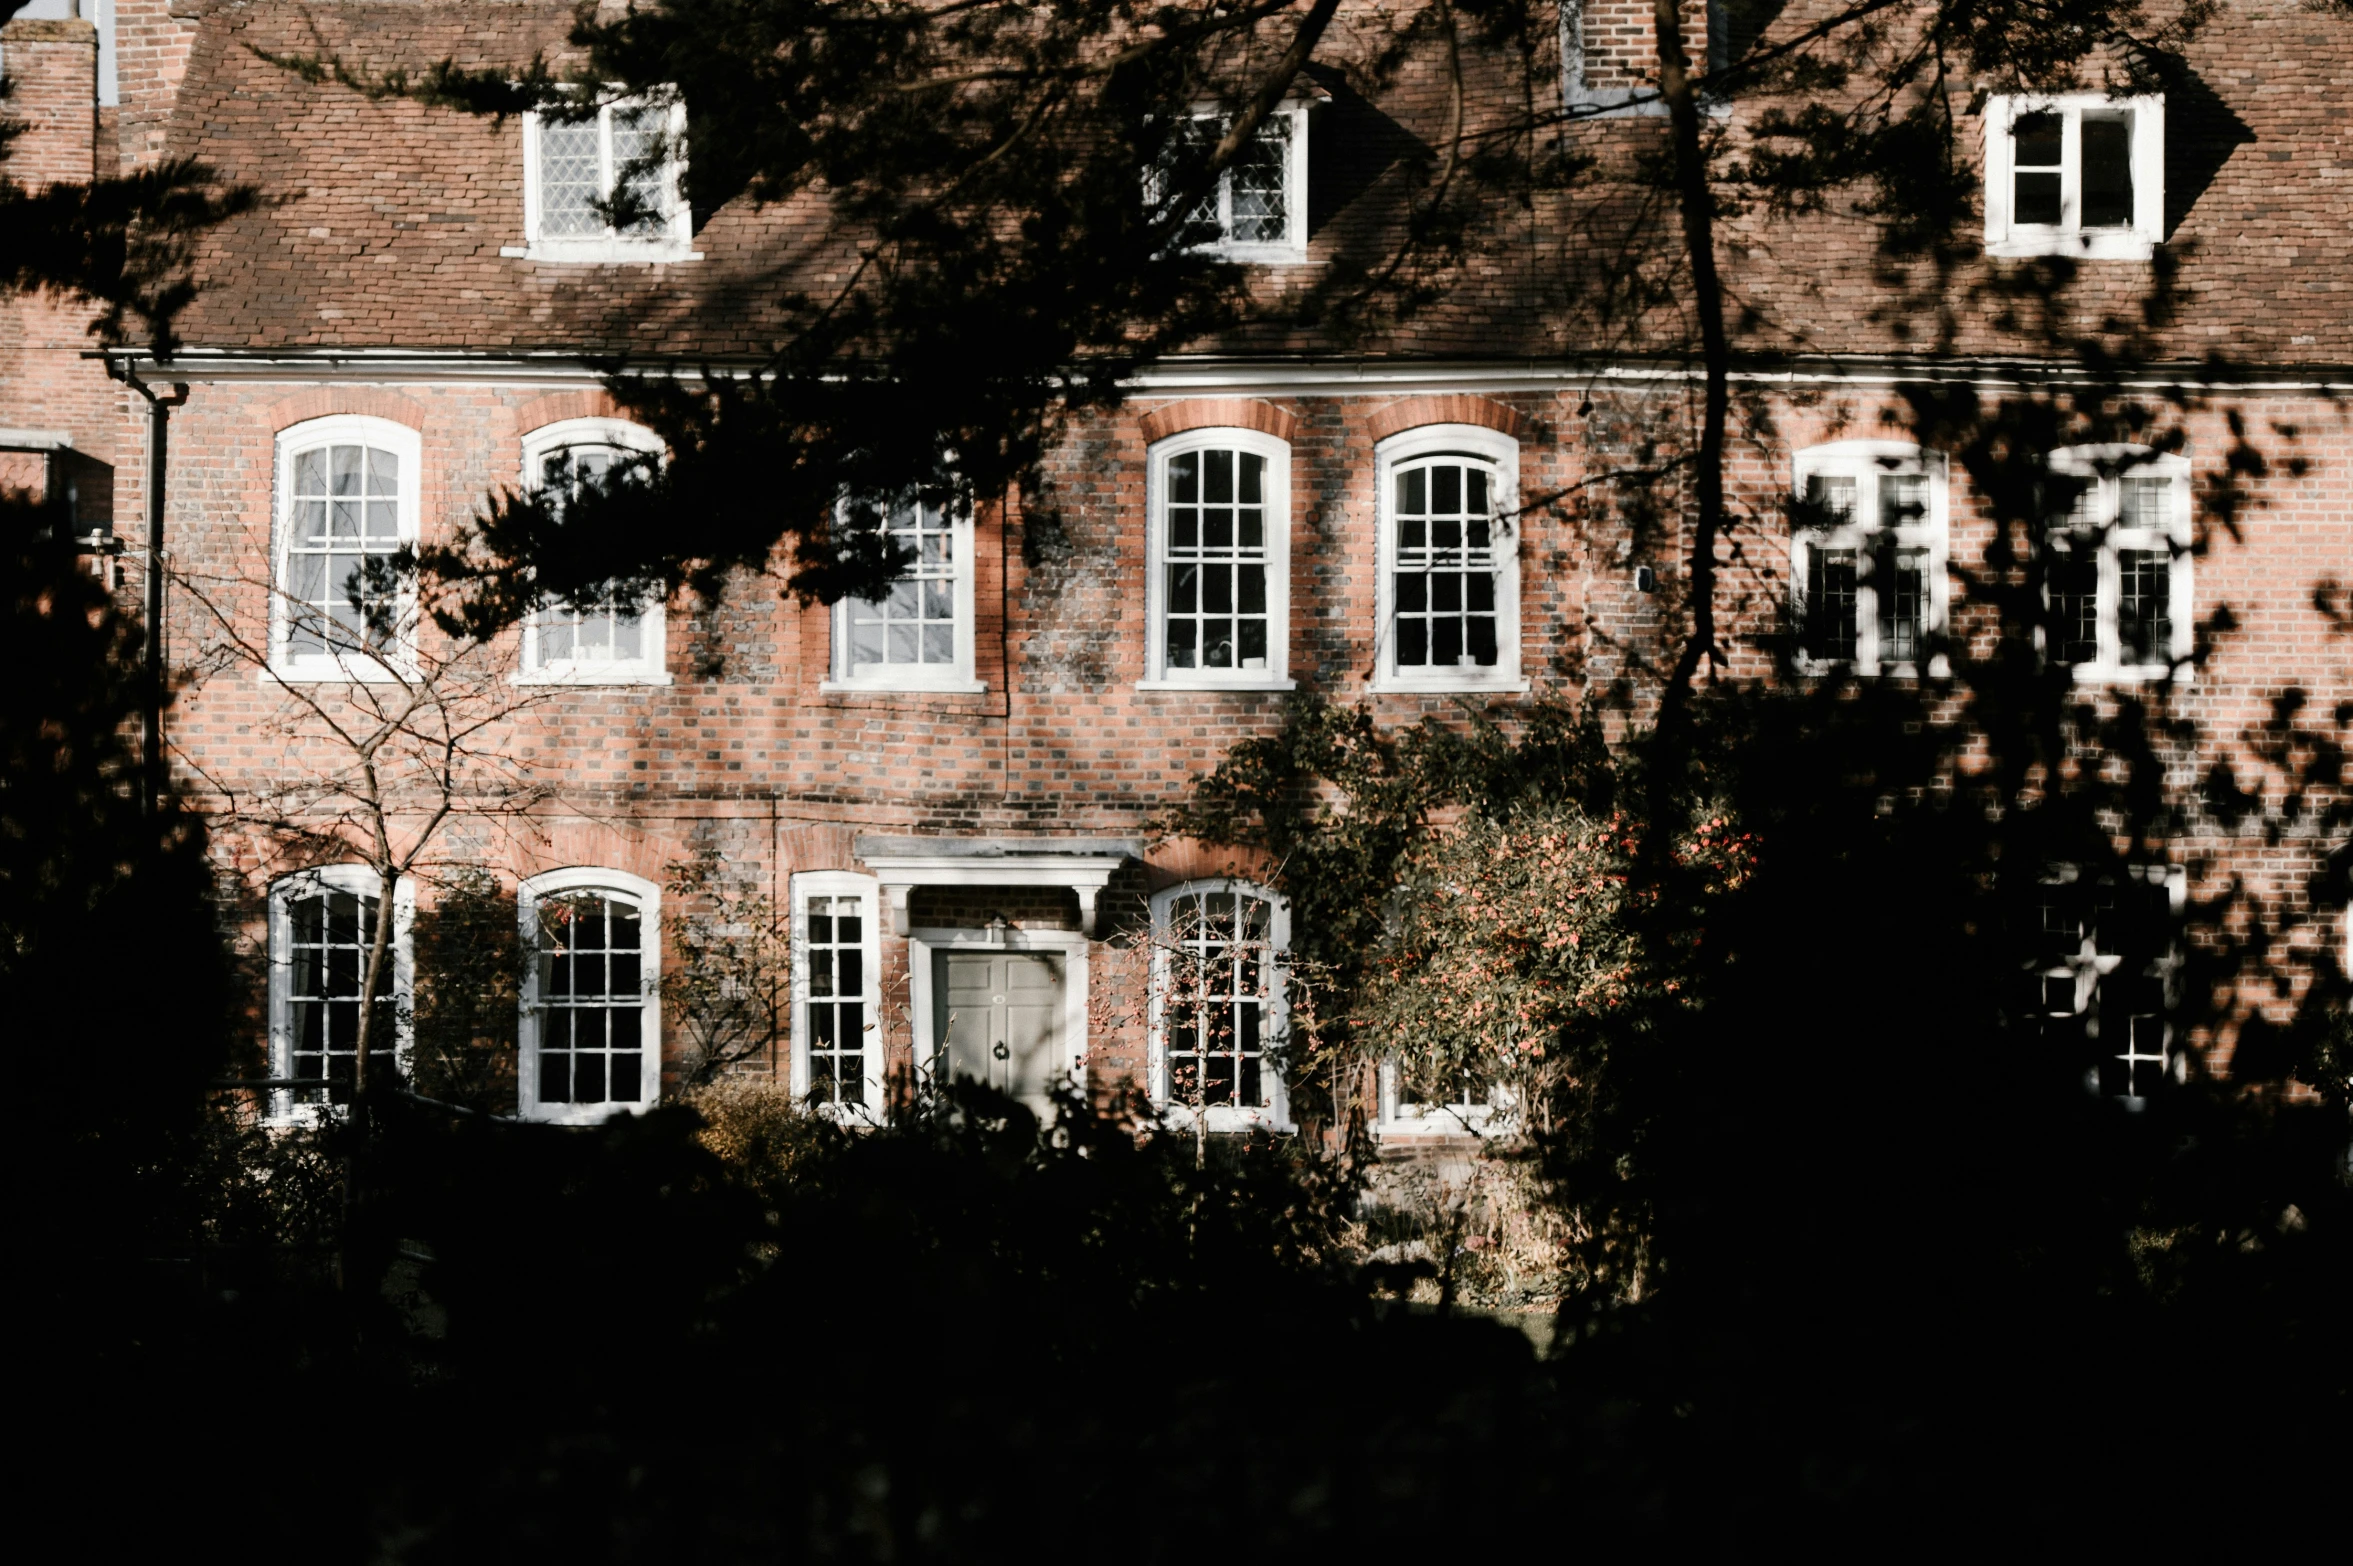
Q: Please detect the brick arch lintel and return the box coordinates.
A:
[513,387,631,438]
[1366,393,1524,444]
[1136,397,1298,446]
[257,386,429,436]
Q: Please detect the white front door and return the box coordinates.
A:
[935,950,1065,1112]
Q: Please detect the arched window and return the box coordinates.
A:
[1149,880,1290,1130]
[1372,424,1523,691]
[518,869,661,1123]
[267,865,412,1120]
[1140,429,1294,690]
[1789,441,1950,675]
[2042,446,2193,680]
[272,415,422,679]
[518,419,670,683]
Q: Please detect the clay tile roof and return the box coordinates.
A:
[166,1,2353,365]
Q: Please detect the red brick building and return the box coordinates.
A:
[5,1,2346,1130]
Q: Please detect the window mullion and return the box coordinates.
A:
[2060,108,2080,233]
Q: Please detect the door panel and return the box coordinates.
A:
[935,950,1065,1106]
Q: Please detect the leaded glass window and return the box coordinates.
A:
[1167,108,1304,255]
[536,104,672,241]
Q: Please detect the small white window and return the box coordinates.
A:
[826,495,982,692]
[1149,880,1291,1132]
[2043,446,2193,682]
[518,869,661,1124]
[1140,429,1294,691]
[271,415,422,681]
[1789,442,1950,676]
[267,866,413,1121]
[520,96,695,262]
[791,872,886,1119]
[517,419,671,684]
[1163,104,1310,263]
[2030,866,2182,1106]
[1377,1060,1517,1139]
[1372,424,1524,692]
[1983,94,2163,260]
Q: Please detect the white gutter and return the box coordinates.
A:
[93,347,2353,397]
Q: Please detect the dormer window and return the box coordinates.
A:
[518,97,695,263]
[1165,104,1310,263]
[1983,95,2163,260]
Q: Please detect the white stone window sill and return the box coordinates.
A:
[1134,677,1297,693]
[1985,230,2155,262]
[1157,1104,1295,1135]
[820,677,989,695]
[1197,243,1310,266]
[1377,1113,1516,1142]
[263,660,416,686]
[512,669,675,687]
[500,243,704,263]
[2067,661,2193,688]
[1368,675,1530,696]
[518,1102,656,1127]
[1793,657,1952,681]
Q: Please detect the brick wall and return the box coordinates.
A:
[155,373,2350,1102]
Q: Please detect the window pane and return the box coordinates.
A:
[2119,476,2170,529]
[1877,545,1926,665]
[2118,550,2171,663]
[2080,113,2134,228]
[2050,550,2100,664]
[1228,118,1290,244]
[1806,545,1859,661]
[540,118,603,237]
[2013,112,2063,225]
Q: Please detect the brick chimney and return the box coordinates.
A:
[1,16,99,186]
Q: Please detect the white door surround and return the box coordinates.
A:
[907,925,1092,1105]
[852,834,1140,938]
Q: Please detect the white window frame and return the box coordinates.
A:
[517,868,662,1125]
[1371,423,1526,694]
[1139,427,1296,692]
[1164,102,1311,264]
[791,871,887,1123]
[1376,1059,1518,1140]
[2041,445,2194,683]
[1983,93,2164,260]
[2030,864,2184,1109]
[518,95,696,263]
[1789,441,1951,677]
[515,418,672,686]
[1148,879,1292,1134]
[265,865,414,1123]
[269,414,423,683]
[824,494,984,693]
